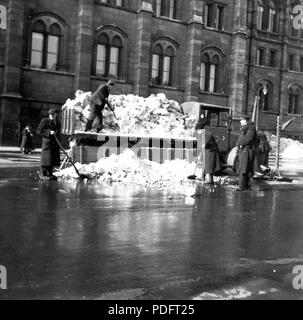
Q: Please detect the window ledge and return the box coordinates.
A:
[252,64,278,69]
[149,84,183,91]
[204,26,230,34]
[90,76,129,84]
[199,91,228,98]
[261,110,279,115]
[257,29,279,35]
[149,83,184,91]
[286,113,302,117]
[22,67,75,77]
[255,65,280,70]
[153,16,184,24]
[95,2,137,13]
[288,69,303,74]
[289,36,303,41]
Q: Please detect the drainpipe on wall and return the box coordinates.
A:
[278,3,288,124]
[245,0,255,115]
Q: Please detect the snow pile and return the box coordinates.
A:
[62,91,196,139]
[55,149,235,189]
[57,149,195,188]
[62,90,93,132]
[269,135,303,159]
[281,139,303,159]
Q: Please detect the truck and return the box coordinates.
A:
[61,100,239,169]
[181,102,239,168]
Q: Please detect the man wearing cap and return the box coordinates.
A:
[37,108,61,180]
[235,113,258,191]
[85,80,116,133]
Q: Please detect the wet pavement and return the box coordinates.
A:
[0,148,41,168]
[1,164,303,300]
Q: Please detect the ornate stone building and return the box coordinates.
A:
[0,0,302,145]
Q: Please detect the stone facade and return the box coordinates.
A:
[0,0,303,146]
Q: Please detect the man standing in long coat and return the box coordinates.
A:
[235,114,258,191]
[37,108,61,180]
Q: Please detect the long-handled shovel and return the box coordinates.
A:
[188,149,204,180]
[54,135,91,180]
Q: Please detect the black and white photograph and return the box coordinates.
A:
[1,0,303,305]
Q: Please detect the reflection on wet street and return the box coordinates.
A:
[1,175,303,300]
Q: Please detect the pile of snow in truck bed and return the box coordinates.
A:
[62,91,196,139]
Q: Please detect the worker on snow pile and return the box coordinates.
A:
[235,114,258,191]
[195,114,221,185]
[37,108,61,181]
[85,80,116,133]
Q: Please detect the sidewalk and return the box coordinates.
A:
[0,146,41,168]
[0,146,41,153]
[0,146,69,168]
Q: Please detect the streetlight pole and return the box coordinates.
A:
[252,84,268,131]
[273,115,282,178]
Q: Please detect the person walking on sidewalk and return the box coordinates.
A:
[20,124,34,154]
[37,108,61,180]
[85,80,116,133]
[235,114,258,191]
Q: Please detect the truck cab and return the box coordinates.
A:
[181,102,238,165]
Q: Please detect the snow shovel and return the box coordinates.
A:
[54,135,91,180]
[188,149,204,180]
[274,175,293,183]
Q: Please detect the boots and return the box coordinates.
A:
[205,174,214,185]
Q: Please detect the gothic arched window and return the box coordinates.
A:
[95,29,125,79]
[96,34,110,76]
[288,84,302,115]
[151,44,162,84]
[268,0,278,33]
[200,50,223,93]
[257,0,279,33]
[30,15,64,71]
[151,40,177,86]
[31,21,46,69]
[256,81,272,112]
[155,0,177,19]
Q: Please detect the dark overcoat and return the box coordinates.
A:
[197,129,221,174]
[204,131,221,174]
[20,128,33,150]
[91,84,110,108]
[87,84,110,122]
[37,118,61,167]
[236,121,258,175]
[258,132,272,166]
